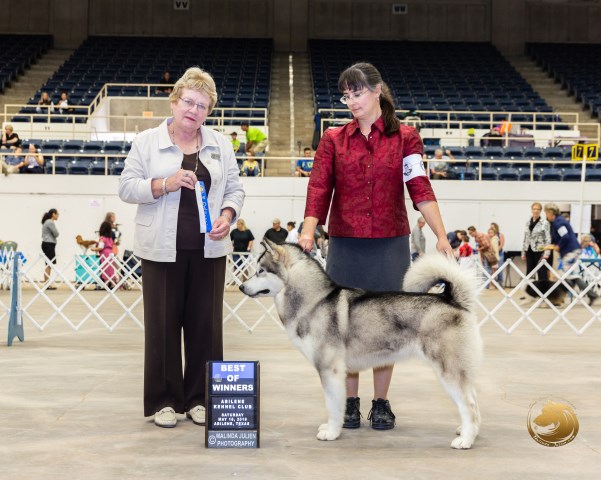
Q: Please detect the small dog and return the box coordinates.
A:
[240,241,482,449]
[522,280,568,307]
[75,235,97,254]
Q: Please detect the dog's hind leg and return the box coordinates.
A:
[438,374,480,449]
[316,359,346,441]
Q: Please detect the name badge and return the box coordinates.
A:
[195,180,212,233]
[211,153,221,160]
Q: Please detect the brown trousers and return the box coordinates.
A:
[141,251,226,417]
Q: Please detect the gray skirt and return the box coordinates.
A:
[325,236,411,292]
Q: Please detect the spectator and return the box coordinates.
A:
[263,218,288,245]
[428,148,455,179]
[294,147,314,177]
[104,211,121,255]
[118,66,245,428]
[230,132,240,153]
[36,91,55,113]
[230,218,255,263]
[499,118,513,136]
[1,124,22,149]
[1,146,24,175]
[480,127,503,148]
[459,231,473,257]
[487,227,500,288]
[41,208,59,289]
[241,122,268,155]
[17,144,45,173]
[57,91,73,114]
[521,202,551,281]
[285,221,299,243]
[467,226,497,271]
[410,216,426,261]
[156,71,173,94]
[490,222,505,283]
[299,62,452,432]
[91,221,118,288]
[543,203,598,306]
[580,234,600,258]
[241,154,260,177]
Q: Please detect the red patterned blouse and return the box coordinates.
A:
[304,117,437,238]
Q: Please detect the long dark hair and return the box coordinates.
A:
[41,208,57,224]
[338,62,400,136]
[98,221,113,238]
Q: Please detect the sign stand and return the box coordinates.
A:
[205,361,260,448]
[7,253,24,346]
[572,143,599,238]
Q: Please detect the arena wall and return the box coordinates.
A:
[1,176,597,262]
[0,0,600,53]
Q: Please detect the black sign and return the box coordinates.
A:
[206,361,260,448]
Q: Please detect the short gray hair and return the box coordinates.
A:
[544,203,560,216]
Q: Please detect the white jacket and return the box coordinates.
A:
[118,119,245,262]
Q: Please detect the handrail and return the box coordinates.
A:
[318,108,600,144]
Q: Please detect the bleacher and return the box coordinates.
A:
[0,34,53,93]
[7,139,131,175]
[527,43,601,119]
[310,40,554,123]
[17,36,272,119]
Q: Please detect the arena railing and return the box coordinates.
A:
[1,250,600,338]
[318,108,601,145]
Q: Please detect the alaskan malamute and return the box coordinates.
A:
[240,241,482,449]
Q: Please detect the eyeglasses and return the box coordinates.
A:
[340,89,368,105]
[179,97,209,112]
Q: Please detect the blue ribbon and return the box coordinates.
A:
[195,180,212,233]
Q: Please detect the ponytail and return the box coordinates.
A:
[42,208,57,224]
[379,82,400,137]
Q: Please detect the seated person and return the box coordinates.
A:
[156,71,173,94]
[57,91,73,114]
[36,92,55,113]
[580,234,600,258]
[1,146,24,175]
[294,147,314,177]
[241,154,260,177]
[17,144,45,174]
[230,132,241,153]
[480,127,503,148]
[1,124,22,150]
[427,148,455,179]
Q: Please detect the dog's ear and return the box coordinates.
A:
[261,239,286,262]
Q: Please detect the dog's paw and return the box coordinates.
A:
[451,435,474,449]
[316,424,341,441]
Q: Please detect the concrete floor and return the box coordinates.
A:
[1,290,600,479]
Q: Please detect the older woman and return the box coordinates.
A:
[520,202,551,281]
[119,67,245,428]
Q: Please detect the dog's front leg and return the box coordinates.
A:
[316,360,346,441]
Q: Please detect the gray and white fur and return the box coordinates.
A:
[240,241,483,449]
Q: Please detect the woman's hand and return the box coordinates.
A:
[298,231,314,253]
[436,237,454,258]
[208,216,231,241]
[170,169,197,191]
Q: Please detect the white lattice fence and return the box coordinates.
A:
[1,251,600,335]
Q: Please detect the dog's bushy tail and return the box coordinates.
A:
[403,254,477,311]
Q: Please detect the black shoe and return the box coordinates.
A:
[343,397,361,429]
[367,398,396,430]
[589,295,598,307]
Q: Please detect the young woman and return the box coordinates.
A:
[299,62,452,431]
[41,209,59,289]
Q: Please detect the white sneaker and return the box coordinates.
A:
[186,405,206,425]
[154,407,177,428]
